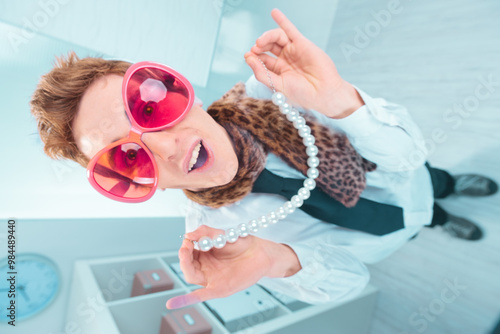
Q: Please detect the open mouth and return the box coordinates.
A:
[188,140,208,172]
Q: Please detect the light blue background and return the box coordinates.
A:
[0,0,338,220]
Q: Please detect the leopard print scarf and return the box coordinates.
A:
[183,83,376,208]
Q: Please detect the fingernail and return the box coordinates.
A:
[167,295,201,309]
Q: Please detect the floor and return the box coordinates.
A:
[326,1,500,333]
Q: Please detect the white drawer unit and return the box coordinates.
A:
[65,251,378,334]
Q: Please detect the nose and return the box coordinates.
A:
[141,130,179,162]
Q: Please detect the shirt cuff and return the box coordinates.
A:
[325,85,387,138]
[328,105,383,138]
[280,242,326,290]
[257,241,370,304]
[279,240,369,292]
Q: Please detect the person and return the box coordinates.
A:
[30,9,497,310]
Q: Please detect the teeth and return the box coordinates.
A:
[188,142,202,171]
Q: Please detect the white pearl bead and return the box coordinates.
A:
[248,219,259,233]
[298,125,311,137]
[258,216,269,228]
[298,187,311,200]
[293,117,306,129]
[307,168,319,179]
[307,156,320,168]
[237,223,249,237]
[276,207,287,220]
[266,212,277,221]
[225,228,239,243]
[306,145,318,157]
[279,102,292,115]
[198,236,213,252]
[213,234,227,249]
[291,195,304,208]
[286,110,299,122]
[303,178,316,190]
[272,92,286,106]
[303,135,315,146]
[283,201,295,214]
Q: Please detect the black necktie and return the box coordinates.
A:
[252,169,404,236]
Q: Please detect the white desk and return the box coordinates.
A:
[66,251,378,334]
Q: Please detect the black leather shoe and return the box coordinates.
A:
[453,174,498,196]
[442,214,483,240]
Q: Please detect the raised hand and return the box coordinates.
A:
[244,9,364,119]
[166,225,301,309]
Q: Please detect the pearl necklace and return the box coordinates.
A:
[191,59,319,252]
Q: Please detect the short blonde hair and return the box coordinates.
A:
[30,51,131,167]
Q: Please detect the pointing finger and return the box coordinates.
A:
[271,8,302,42]
[166,287,227,309]
[166,291,202,309]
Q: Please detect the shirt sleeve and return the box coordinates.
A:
[244,75,428,172]
[321,85,428,172]
[257,234,370,305]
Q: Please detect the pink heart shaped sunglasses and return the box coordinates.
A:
[86,61,195,202]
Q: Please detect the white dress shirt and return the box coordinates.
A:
[184,76,434,304]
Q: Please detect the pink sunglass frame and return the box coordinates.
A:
[86,61,195,203]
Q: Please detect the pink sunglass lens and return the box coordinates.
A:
[126,67,190,128]
[92,142,155,199]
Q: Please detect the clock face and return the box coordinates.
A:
[0,254,60,322]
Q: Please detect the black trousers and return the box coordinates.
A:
[425,163,455,227]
